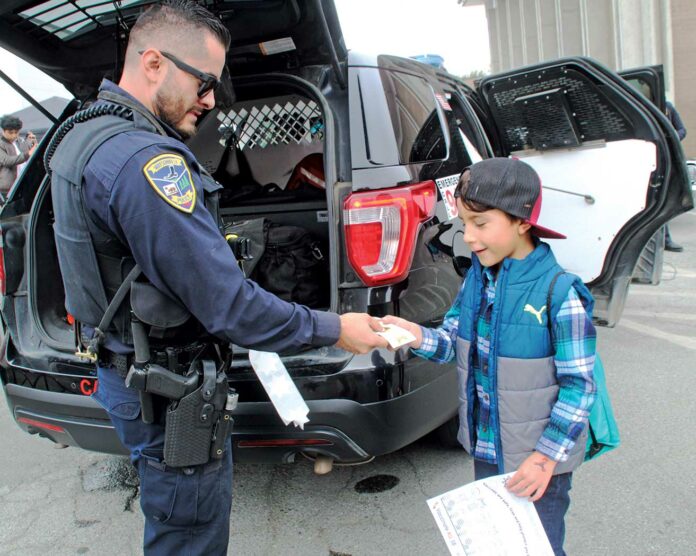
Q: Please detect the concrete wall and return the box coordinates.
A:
[470,0,694,156]
[670,0,696,156]
[483,0,669,79]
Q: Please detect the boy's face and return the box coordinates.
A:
[457,198,534,268]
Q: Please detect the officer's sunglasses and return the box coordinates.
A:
[139,50,221,98]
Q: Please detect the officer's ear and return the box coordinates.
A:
[139,49,166,85]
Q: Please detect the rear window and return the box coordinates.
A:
[17,0,148,40]
[379,69,447,164]
[436,92,485,175]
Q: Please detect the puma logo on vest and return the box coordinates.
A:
[523,304,547,324]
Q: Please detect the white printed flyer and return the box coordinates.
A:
[427,473,554,556]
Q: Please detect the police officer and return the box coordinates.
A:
[47,1,388,554]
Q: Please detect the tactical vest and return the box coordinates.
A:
[47,91,222,349]
[455,242,595,475]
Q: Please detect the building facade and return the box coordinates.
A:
[465,0,695,156]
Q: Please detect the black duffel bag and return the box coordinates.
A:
[225,219,329,308]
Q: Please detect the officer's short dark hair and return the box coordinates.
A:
[131,0,231,51]
[1,115,23,131]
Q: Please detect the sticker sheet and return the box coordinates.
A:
[428,473,553,556]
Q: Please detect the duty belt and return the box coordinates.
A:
[100,342,205,377]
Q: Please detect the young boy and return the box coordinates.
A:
[384,158,596,555]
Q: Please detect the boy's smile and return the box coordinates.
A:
[457,198,535,268]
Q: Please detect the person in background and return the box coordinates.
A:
[0,115,37,202]
[14,129,37,179]
[664,100,687,252]
[383,158,597,556]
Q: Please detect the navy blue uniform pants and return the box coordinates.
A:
[474,459,572,556]
[94,366,233,555]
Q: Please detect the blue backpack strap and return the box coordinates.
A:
[546,271,594,332]
[546,271,566,327]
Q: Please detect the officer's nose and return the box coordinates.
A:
[200,89,216,110]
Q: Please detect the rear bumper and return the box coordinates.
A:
[3,364,458,463]
[232,367,458,462]
[4,383,129,455]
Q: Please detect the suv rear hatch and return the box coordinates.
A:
[0,0,352,384]
[0,0,346,96]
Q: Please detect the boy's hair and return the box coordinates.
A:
[129,0,232,55]
[453,158,566,239]
[1,115,22,131]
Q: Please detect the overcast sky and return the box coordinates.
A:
[334,0,489,76]
[0,0,489,115]
[0,47,72,115]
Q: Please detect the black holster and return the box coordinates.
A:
[126,319,237,468]
[164,360,230,467]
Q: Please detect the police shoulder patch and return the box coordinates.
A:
[143,153,197,214]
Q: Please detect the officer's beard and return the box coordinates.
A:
[153,84,197,139]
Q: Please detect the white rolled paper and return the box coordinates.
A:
[248,350,310,429]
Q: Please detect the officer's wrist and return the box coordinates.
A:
[312,311,341,346]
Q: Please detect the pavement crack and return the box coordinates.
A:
[124,483,140,512]
[400,451,429,498]
[75,518,100,528]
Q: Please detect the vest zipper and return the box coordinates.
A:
[465,274,483,452]
[488,265,507,474]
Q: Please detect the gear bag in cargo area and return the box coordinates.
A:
[225,218,329,308]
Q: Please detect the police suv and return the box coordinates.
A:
[0,0,692,469]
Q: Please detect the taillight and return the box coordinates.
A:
[17,417,65,433]
[237,439,333,448]
[343,181,437,286]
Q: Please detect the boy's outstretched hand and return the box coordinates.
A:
[506,451,557,502]
[380,315,423,349]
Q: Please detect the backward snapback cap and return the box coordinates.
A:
[464,158,566,239]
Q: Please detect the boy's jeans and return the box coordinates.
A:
[474,459,572,556]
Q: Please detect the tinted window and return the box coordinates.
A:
[379,69,447,164]
[625,77,655,104]
[430,92,483,177]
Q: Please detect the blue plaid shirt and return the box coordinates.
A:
[414,267,596,464]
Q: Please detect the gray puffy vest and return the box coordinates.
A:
[456,243,592,475]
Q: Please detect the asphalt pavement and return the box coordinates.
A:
[1,210,694,556]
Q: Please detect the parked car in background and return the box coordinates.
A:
[0,0,692,470]
[687,160,696,192]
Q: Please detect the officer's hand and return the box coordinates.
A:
[506,451,557,502]
[336,313,389,354]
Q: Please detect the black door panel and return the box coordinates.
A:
[476,57,693,326]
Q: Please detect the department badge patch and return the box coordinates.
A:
[143,153,197,214]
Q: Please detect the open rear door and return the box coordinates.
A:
[619,65,666,112]
[477,57,693,326]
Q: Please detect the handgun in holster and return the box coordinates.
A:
[125,318,238,468]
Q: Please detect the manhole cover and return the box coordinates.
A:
[354,474,400,493]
